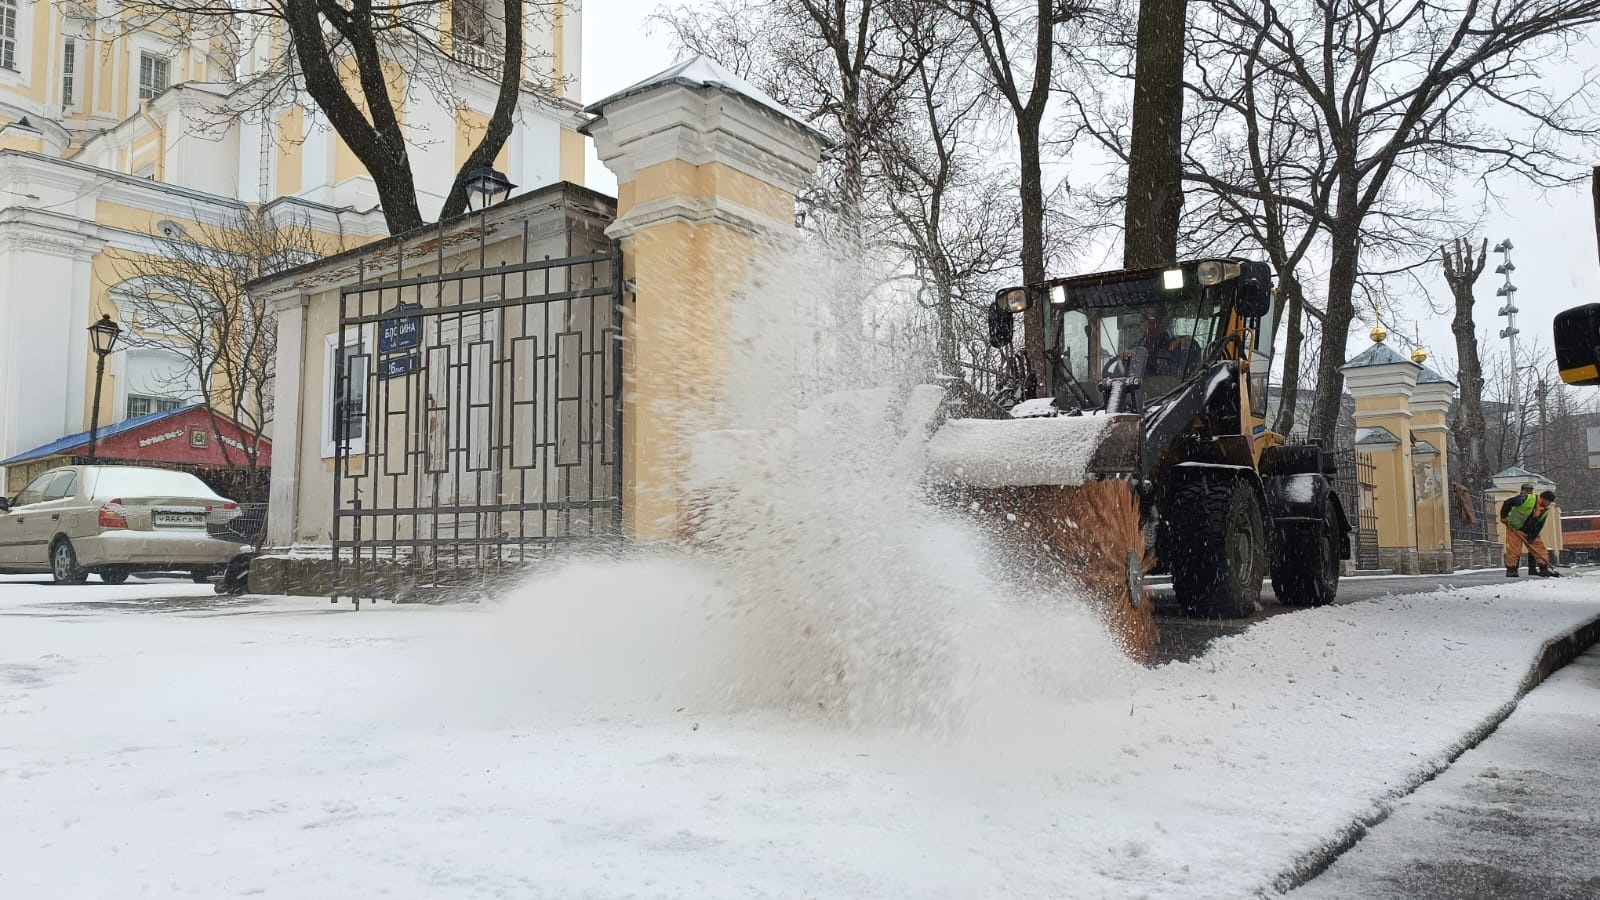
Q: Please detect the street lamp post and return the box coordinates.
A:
[86,314,121,463]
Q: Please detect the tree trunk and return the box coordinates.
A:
[1308,220,1360,444]
[284,0,425,233]
[1447,243,1490,489]
[935,273,958,376]
[1272,273,1306,436]
[1017,114,1048,391]
[1593,165,1600,270]
[1122,0,1187,269]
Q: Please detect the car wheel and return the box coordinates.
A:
[51,539,89,585]
[100,568,131,585]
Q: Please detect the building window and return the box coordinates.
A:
[322,330,371,458]
[127,395,183,418]
[0,0,17,72]
[62,40,76,106]
[452,0,488,45]
[139,53,170,100]
[451,0,495,68]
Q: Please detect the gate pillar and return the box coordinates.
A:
[1410,365,1457,573]
[582,57,827,539]
[1341,333,1423,574]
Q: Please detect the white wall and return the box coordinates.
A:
[0,231,97,492]
[513,113,560,193]
[409,93,457,222]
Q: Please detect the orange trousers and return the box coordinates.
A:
[1504,529,1550,569]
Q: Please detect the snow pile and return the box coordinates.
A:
[924,413,1122,487]
[1009,396,1058,418]
[3,577,1598,899]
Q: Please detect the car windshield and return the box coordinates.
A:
[1056,290,1224,398]
[89,467,219,500]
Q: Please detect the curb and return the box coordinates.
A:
[1268,603,1600,895]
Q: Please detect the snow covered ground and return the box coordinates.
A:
[2,568,1597,898]
[1292,646,1600,899]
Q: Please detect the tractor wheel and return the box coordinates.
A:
[1271,505,1340,607]
[1169,477,1265,619]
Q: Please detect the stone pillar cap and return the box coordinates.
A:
[582,55,831,146]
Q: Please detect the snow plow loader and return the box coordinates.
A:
[929,259,1353,646]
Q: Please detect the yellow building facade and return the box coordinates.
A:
[0,2,585,494]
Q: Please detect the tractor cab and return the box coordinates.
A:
[992,258,1276,418]
[982,257,1349,617]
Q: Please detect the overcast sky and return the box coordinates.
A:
[580,4,1600,380]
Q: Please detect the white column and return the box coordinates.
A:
[266,290,310,547]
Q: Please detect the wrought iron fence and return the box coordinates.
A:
[1354,450,1381,570]
[330,223,623,600]
[1331,443,1380,570]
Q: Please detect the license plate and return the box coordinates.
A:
[155,512,203,528]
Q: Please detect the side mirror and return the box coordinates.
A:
[1234,260,1273,319]
[1555,303,1600,386]
[0,497,9,513]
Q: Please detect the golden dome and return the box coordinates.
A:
[1411,347,1428,364]
[1370,324,1388,343]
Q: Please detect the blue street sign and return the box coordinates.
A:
[378,352,418,380]
[379,304,422,353]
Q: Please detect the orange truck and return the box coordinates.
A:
[1561,514,1600,564]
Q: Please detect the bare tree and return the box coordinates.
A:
[1442,237,1491,489]
[1192,0,1600,444]
[112,208,331,475]
[877,4,1023,376]
[113,1,563,233]
[942,0,1086,388]
[652,0,927,234]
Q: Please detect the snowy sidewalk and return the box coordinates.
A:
[1292,645,1600,899]
[1,566,1598,898]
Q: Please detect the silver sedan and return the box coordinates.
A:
[0,465,250,584]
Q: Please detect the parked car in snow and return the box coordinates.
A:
[0,466,248,584]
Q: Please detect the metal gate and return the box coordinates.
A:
[1332,445,1381,571]
[1355,450,1381,570]
[330,229,623,599]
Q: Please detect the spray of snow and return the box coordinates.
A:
[435,237,1136,738]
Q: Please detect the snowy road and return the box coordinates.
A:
[2,567,1598,898]
[1152,568,1530,663]
[1293,646,1600,899]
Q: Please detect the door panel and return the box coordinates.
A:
[0,472,63,570]
[423,311,500,545]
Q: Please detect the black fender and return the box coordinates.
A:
[1260,442,1353,559]
[1262,470,1354,561]
[1168,461,1270,521]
